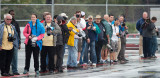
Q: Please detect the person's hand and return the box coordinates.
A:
[0,46,2,51]
[32,37,38,42]
[19,45,21,49]
[93,27,96,31]
[125,26,128,29]
[50,30,53,33]
[68,27,73,31]
[87,26,92,30]
[29,36,32,39]
[87,38,90,43]
[108,39,110,44]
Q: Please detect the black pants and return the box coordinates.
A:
[56,45,64,69]
[143,37,152,58]
[24,44,39,71]
[118,37,126,61]
[95,40,103,63]
[40,46,55,71]
[0,48,14,74]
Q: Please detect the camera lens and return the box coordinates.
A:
[76,14,80,18]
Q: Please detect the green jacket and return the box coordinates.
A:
[101,19,113,41]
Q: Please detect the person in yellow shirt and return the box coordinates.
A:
[67,16,80,68]
[0,14,19,76]
[41,13,61,73]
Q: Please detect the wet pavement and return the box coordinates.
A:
[1,49,160,78]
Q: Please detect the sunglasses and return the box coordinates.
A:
[7,19,12,20]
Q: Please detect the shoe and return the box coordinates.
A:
[35,71,39,75]
[39,70,47,73]
[113,60,118,62]
[58,69,63,73]
[8,73,14,76]
[23,70,29,74]
[151,55,157,58]
[92,63,96,67]
[120,60,127,64]
[49,70,54,74]
[13,72,20,75]
[124,59,129,61]
[1,73,9,76]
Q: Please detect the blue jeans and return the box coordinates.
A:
[11,48,18,73]
[80,39,87,64]
[84,41,97,64]
[143,37,152,58]
[67,39,78,67]
[151,36,158,56]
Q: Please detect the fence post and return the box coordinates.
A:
[52,0,54,19]
[106,0,108,14]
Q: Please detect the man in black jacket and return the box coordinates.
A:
[9,10,21,75]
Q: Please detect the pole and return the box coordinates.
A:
[106,0,108,14]
[0,0,1,24]
[52,0,54,19]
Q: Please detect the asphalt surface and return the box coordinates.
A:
[0,49,160,78]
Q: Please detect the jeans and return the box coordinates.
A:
[151,36,158,56]
[67,39,78,67]
[11,48,18,73]
[84,41,97,64]
[80,39,87,64]
[143,37,152,58]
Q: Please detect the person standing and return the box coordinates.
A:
[40,13,61,73]
[23,14,45,75]
[94,15,104,63]
[8,10,21,75]
[136,12,148,57]
[0,14,19,76]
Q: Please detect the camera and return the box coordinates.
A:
[107,44,113,52]
[146,19,150,23]
[121,23,129,34]
[8,33,15,42]
[47,27,52,36]
[76,14,80,18]
[91,26,96,30]
[31,35,37,47]
[72,29,82,37]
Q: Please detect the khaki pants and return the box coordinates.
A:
[116,38,121,60]
[139,35,143,56]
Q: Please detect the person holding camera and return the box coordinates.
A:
[118,15,128,64]
[23,14,45,75]
[100,14,113,63]
[136,12,148,57]
[55,15,69,72]
[150,17,158,58]
[110,19,120,63]
[83,15,101,67]
[0,14,19,76]
[66,16,79,68]
[40,13,61,73]
[141,18,155,58]
[74,11,86,65]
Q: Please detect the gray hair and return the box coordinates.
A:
[4,13,12,19]
[70,16,77,21]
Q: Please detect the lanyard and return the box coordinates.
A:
[5,25,13,35]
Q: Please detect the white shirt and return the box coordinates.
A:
[111,25,119,41]
[74,18,86,39]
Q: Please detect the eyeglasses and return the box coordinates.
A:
[7,19,12,21]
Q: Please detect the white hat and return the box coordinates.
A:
[81,11,85,16]
[59,13,68,18]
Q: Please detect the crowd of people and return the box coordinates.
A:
[0,10,158,77]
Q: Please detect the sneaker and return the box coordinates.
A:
[1,73,9,76]
[23,70,29,74]
[8,73,14,76]
[39,70,47,73]
[151,55,157,58]
[58,68,63,73]
[35,71,39,75]
[92,63,96,67]
[13,72,20,75]
[49,70,54,74]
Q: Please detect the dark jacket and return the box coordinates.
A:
[95,22,104,41]
[136,18,145,35]
[11,18,21,45]
[141,22,155,38]
[58,24,70,45]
